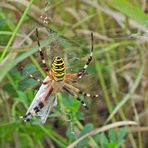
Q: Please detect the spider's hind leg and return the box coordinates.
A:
[64,83,99,98]
[63,87,89,110]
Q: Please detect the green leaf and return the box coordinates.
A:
[118,127,127,139]
[62,95,80,113]
[117,140,125,147]
[108,128,117,143]
[107,143,118,148]
[2,83,17,97]
[100,132,109,145]
[9,67,22,82]
[80,123,94,137]
[24,63,37,74]
[17,90,28,103]
[19,79,38,90]
[78,123,94,147]
[66,126,77,141]
[117,127,127,146]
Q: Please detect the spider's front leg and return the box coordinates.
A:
[36,28,52,78]
[66,32,94,80]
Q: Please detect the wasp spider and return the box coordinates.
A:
[21,28,99,123]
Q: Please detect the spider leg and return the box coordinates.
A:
[36,28,51,77]
[78,32,94,79]
[22,85,53,122]
[65,78,77,83]
[64,83,99,98]
[28,74,51,85]
[63,87,89,110]
[65,33,94,80]
[66,73,80,78]
[22,67,51,85]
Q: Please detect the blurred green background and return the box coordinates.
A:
[0,0,148,147]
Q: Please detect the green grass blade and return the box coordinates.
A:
[110,0,148,25]
[0,0,34,62]
[0,34,57,82]
[105,49,145,123]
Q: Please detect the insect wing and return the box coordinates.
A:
[39,94,57,124]
[26,76,51,115]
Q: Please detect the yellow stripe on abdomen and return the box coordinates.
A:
[51,56,66,81]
